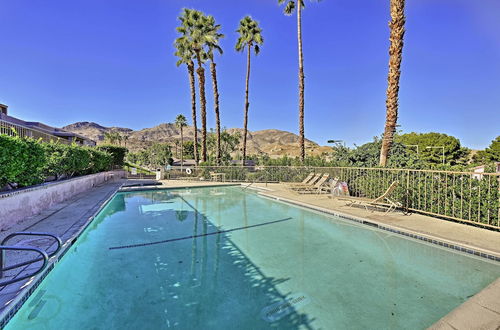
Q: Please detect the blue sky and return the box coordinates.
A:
[1,0,499,149]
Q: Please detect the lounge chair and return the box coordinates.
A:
[289,173,322,190]
[286,173,315,187]
[339,181,401,213]
[296,174,331,194]
[316,177,340,195]
[209,171,226,182]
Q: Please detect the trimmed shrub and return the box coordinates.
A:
[42,143,94,179]
[0,135,46,187]
[87,148,112,174]
[0,136,114,188]
[96,145,127,167]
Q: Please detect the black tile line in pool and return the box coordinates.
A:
[108,217,294,250]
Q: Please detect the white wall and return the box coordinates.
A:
[0,171,125,231]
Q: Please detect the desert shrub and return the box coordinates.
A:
[96,145,127,167]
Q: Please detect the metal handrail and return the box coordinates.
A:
[1,232,62,258]
[0,232,63,286]
[0,246,49,286]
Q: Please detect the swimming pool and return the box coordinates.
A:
[4,186,500,329]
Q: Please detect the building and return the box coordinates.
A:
[471,162,500,180]
[0,104,95,146]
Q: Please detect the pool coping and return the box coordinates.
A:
[0,183,123,328]
[0,182,242,327]
[255,190,500,330]
[256,191,500,262]
[1,184,498,328]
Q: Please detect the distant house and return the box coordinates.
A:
[230,159,255,166]
[171,159,197,167]
[0,104,95,146]
[471,162,500,180]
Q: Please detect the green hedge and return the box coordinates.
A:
[0,135,46,187]
[0,135,114,188]
[96,145,127,167]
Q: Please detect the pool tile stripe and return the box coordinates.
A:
[108,217,293,250]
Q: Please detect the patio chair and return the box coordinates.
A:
[289,173,322,190]
[315,177,340,195]
[339,181,402,213]
[209,171,226,182]
[296,174,331,194]
[286,173,315,187]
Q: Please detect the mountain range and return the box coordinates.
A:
[62,122,332,158]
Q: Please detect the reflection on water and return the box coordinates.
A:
[5,187,500,330]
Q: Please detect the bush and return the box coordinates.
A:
[0,135,46,187]
[96,145,127,167]
[43,143,91,179]
[88,149,112,173]
[0,135,115,188]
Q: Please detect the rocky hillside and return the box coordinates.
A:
[62,122,332,158]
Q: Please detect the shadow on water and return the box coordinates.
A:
[112,190,316,329]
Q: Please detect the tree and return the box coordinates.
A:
[207,129,241,163]
[204,16,224,165]
[236,16,264,166]
[176,9,216,163]
[397,132,470,166]
[379,0,406,166]
[278,0,318,162]
[174,29,199,165]
[104,131,116,145]
[122,134,129,148]
[472,136,500,164]
[149,143,172,168]
[175,114,188,167]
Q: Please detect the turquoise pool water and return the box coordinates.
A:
[5,186,500,329]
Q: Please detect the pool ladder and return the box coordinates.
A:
[0,232,62,287]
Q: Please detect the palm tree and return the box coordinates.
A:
[379,0,406,166]
[115,132,123,146]
[104,131,114,145]
[175,26,199,165]
[175,114,188,168]
[122,134,129,148]
[204,16,224,165]
[236,16,264,166]
[177,9,215,163]
[278,0,317,162]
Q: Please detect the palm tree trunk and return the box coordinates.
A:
[196,55,208,163]
[242,44,252,166]
[187,62,199,165]
[379,0,406,167]
[210,61,221,165]
[180,127,184,169]
[297,1,306,163]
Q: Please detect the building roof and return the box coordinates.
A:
[0,112,95,144]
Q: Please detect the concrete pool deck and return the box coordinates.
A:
[0,179,498,329]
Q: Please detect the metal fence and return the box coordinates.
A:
[0,119,70,144]
[170,165,500,229]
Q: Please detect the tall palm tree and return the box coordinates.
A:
[204,16,224,165]
[177,9,215,163]
[236,16,264,166]
[175,26,199,165]
[379,0,406,166]
[278,0,317,162]
[175,114,188,168]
